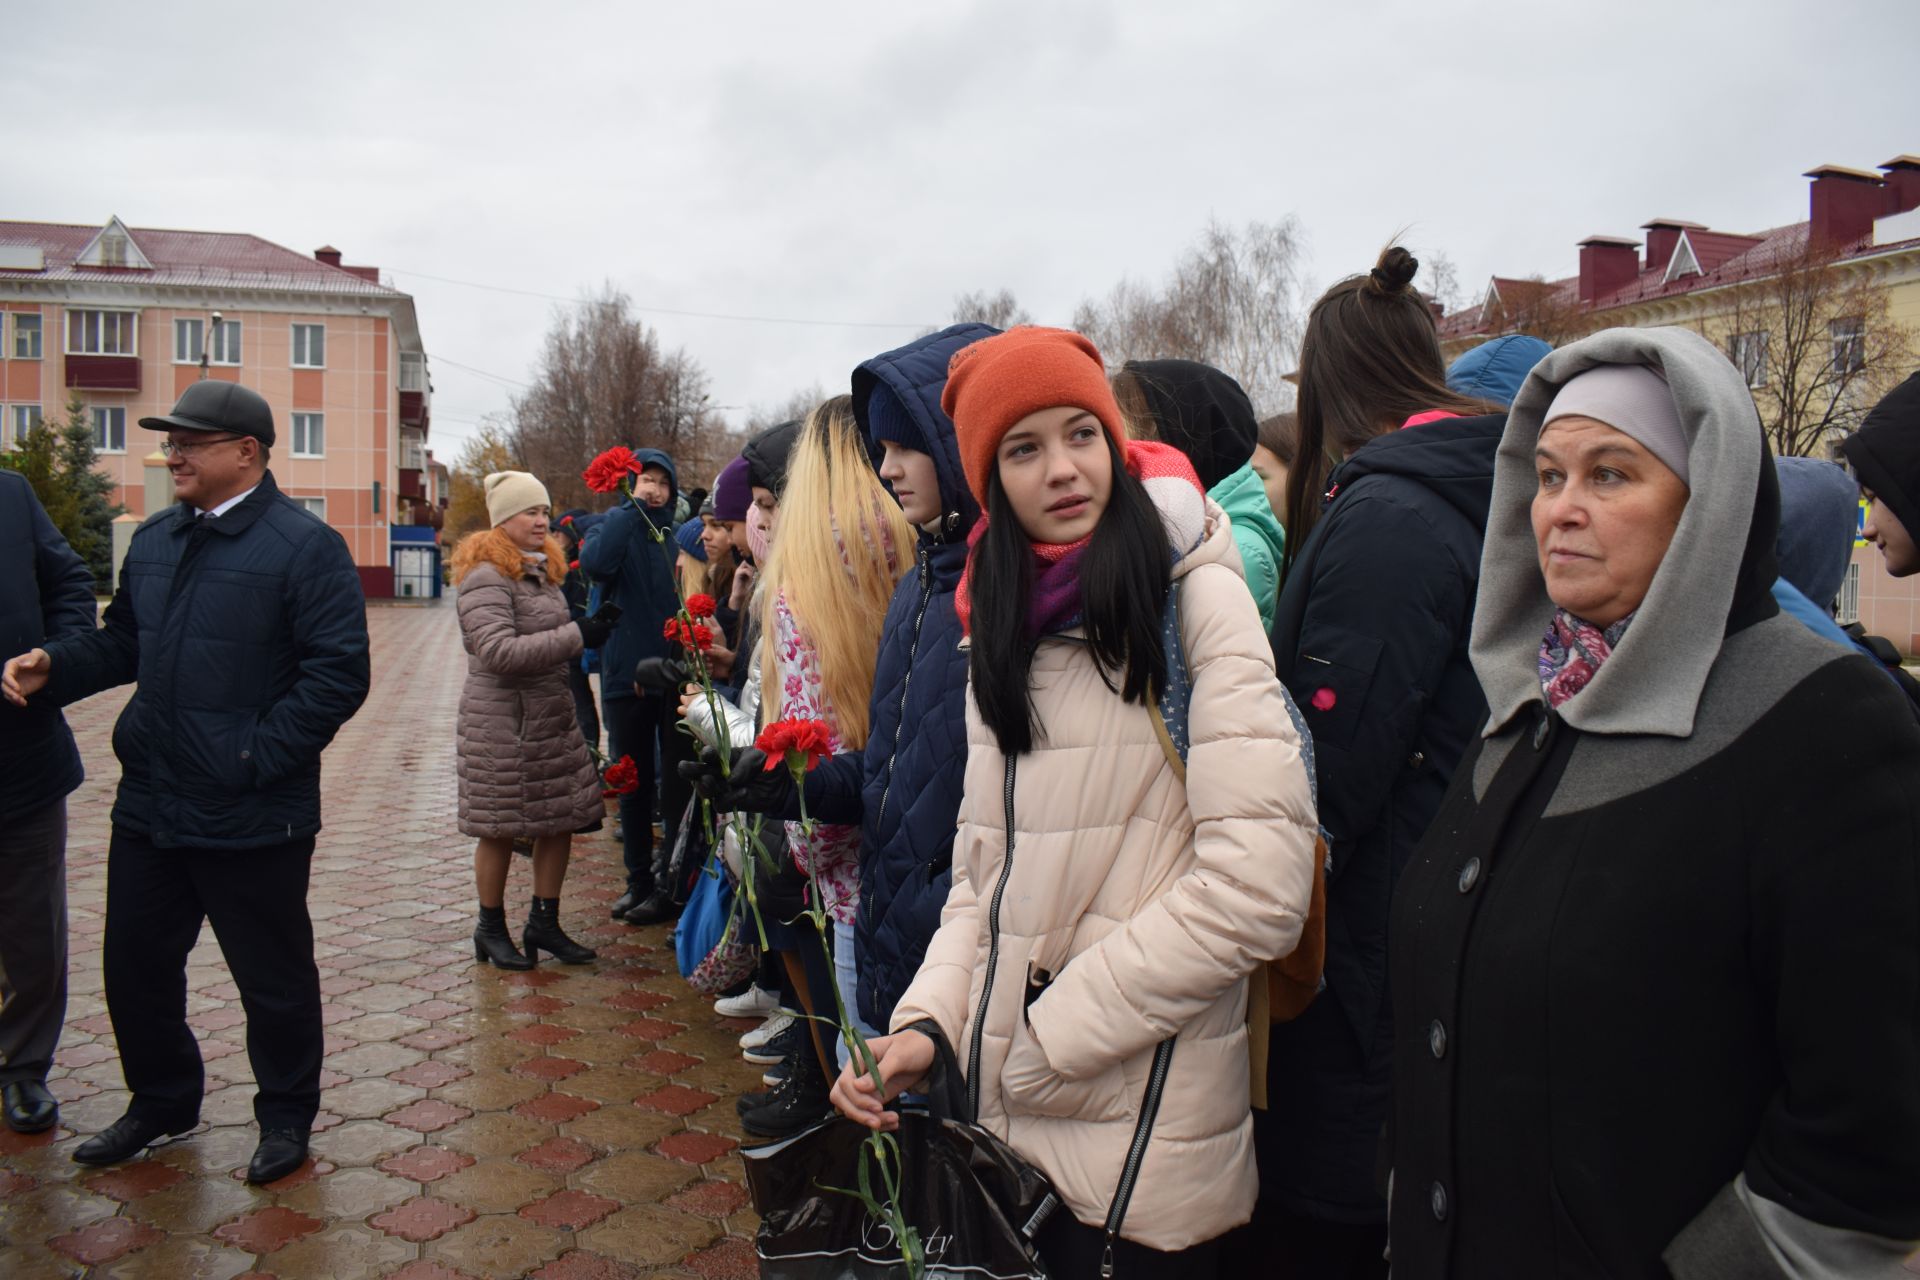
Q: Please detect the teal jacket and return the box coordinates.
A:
[1210,462,1284,630]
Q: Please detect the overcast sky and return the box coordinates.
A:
[10,1,1917,470]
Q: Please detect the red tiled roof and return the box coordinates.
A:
[1679,229,1765,272]
[0,220,404,298]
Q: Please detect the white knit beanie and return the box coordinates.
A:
[484,471,551,527]
[1543,364,1691,486]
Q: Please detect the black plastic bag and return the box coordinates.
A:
[741,1030,1059,1278]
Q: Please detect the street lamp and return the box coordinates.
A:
[198,310,221,380]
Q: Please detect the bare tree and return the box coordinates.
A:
[951,288,1032,329]
[1696,238,1916,458]
[1073,217,1308,416]
[506,286,731,511]
[1422,251,1464,318]
[1485,276,1591,349]
[743,385,828,437]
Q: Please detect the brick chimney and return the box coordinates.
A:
[314,245,343,267]
[1577,236,1640,302]
[1640,219,1705,275]
[1881,157,1920,216]
[1804,165,1887,247]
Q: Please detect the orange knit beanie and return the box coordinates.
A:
[941,327,1129,507]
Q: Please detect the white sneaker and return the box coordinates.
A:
[739,1010,795,1053]
[714,986,782,1020]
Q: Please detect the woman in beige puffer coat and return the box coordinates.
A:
[453,472,614,970]
[831,329,1317,1276]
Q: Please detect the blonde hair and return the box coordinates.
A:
[451,527,566,587]
[756,395,914,750]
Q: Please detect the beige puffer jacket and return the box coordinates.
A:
[891,503,1318,1251]
[454,562,603,840]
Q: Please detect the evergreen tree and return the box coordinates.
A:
[1,394,124,591]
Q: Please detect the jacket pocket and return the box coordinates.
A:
[1293,625,1383,750]
[1000,1013,1130,1123]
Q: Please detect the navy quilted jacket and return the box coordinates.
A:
[41,471,370,849]
[800,324,996,1029]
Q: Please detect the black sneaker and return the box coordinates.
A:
[742,1017,806,1067]
[740,1056,831,1139]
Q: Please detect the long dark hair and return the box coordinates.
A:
[969,431,1170,756]
[1281,245,1496,579]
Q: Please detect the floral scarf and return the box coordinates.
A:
[954,440,1208,637]
[1538,608,1635,707]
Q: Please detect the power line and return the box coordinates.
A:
[430,354,529,389]
[389,267,933,332]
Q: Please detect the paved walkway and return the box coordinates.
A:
[0,601,765,1279]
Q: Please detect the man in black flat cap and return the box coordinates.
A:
[1,381,371,1184]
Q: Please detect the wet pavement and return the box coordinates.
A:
[0,601,766,1278]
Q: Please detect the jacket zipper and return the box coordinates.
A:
[1101,1037,1176,1277]
[967,751,1018,1118]
[873,548,933,836]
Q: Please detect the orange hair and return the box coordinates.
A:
[451,527,567,586]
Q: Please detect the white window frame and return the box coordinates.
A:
[1830,317,1865,374]
[297,496,327,520]
[92,406,126,454]
[208,318,241,366]
[1837,562,1861,626]
[12,313,42,360]
[65,309,138,356]
[1728,331,1769,389]
[291,412,325,458]
[291,323,325,369]
[173,317,204,364]
[9,404,42,445]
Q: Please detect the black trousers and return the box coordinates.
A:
[0,799,68,1086]
[1216,1207,1387,1279]
[1034,1211,1220,1279]
[603,691,694,895]
[104,826,323,1131]
[567,660,601,756]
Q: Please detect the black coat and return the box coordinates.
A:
[0,471,98,820]
[1259,413,1504,1221]
[42,471,370,849]
[1388,614,1920,1277]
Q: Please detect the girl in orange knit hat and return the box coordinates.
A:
[829,327,1319,1276]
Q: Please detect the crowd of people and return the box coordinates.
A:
[5,245,1920,1276]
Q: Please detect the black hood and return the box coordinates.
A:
[1839,371,1920,549]
[743,420,801,497]
[1329,412,1507,535]
[1122,358,1258,491]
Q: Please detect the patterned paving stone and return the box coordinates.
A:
[513,1136,596,1175]
[93,1233,256,1280]
[665,1179,751,1219]
[434,1159,561,1215]
[83,1158,188,1200]
[385,1260,482,1280]
[635,1084,720,1116]
[682,1234,760,1279]
[656,1131,740,1166]
[48,1216,165,1265]
[379,1145,476,1182]
[573,1149,697,1203]
[278,1167,414,1219]
[530,1250,652,1280]
[211,1205,324,1253]
[513,1092,599,1123]
[578,1203,721,1268]
[520,1188,622,1230]
[265,1221,418,1279]
[427,1214,568,1280]
[385,1099,474,1133]
[370,1195,477,1242]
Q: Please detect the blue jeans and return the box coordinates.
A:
[832,919,882,1071]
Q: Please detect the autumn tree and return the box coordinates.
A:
[951,288,1032,330]
[1696,238,1916,457]
[1073,217,1308,416]
[442,417,517,542]
[506,287,731,510]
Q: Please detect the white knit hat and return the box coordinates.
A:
[484,471,551,527]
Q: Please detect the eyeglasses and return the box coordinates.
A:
[160,434,243,458]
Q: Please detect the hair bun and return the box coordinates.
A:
[1368,246,1420,295]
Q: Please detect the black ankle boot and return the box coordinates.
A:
[474,905,534,970]
[523,897,596,965]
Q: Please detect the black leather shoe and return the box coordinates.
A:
[610,890,639,919]
[246,1127,311,1184]
[2,1080,57,1134]
[73,1113,194,1165]
[620,888,678,927]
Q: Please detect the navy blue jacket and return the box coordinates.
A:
[1260,414,1504,1222]
[0,471,98,820]
[578,449,679,699]
[42,471,370,849]
[800,324,996,1029]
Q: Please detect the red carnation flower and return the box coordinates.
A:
[684,593,717,619]
[583,446,642,494]
[601,754,640,796]
[755,718,834,773]
[568,559,580,572]
[664,617,715,653]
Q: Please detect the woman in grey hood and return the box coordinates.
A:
[1386,327,1920,1279]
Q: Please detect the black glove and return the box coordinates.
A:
[576,612,615,649]
[633,656,692,693]
[677,746,795,815]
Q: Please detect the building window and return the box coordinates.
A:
[297,496,327,520]
[209,318,241,366]
[291,412,324,458]
[1837,562,1861,626]
[9,404,42,445]
[399,351,427,392]
[291,323,325,368]
[173,318,203,364]
[92,406,126,453]
[1729,332,1769,388]
[66,310,137,356]
[1831,317,1865,374]
[12,313,41,360]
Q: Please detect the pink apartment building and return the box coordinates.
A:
[0,217,442,598]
